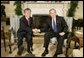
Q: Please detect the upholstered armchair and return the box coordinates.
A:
[63,17,74,57]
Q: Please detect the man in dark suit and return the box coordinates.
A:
[41,8,68,57]
[17,8,33,55]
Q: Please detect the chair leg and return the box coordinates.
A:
[2,26,6,52]
[9,32,12,53]
[9,44,12,53]
[66,48,68,57]
[3,37,6,52]
[65,40,70,57]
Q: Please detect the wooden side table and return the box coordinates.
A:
[74,31,83,49]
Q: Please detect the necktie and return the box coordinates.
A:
[27,19,30,25]
[52,19,57,32]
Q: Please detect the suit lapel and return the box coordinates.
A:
[56,15,59,24]
[24,16,29,26]
[24,16,27,24]
[49,17,52,28]
[56,16,59,31]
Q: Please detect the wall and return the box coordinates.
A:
[1,1,15,17]
[74,1,83,20]
[1,1,83,19]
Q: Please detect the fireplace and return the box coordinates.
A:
[32,14,49,32]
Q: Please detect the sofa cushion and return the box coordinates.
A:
[73,49,83,57]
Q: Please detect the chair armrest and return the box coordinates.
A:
[66,32,73,48]
[65,32,74,57]
[8,26,13,32]
[66,32,75,48]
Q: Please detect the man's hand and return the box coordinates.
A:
[59,32,65,36]
[32,28,40,33]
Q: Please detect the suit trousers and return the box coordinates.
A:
[17,32,33,52]
[43,32,65,53]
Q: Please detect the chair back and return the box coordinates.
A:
[64,17,73,32]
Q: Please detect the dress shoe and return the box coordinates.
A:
[17,47,24,55]
[31,48,33,51]
[53,51,63,57]
[41,50,48,57]
[27,50,32,54]
[53,53,57,57]
[17,50,23,55]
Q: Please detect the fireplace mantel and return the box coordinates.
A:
[22,3,69,17]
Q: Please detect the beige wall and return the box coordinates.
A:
[1,1,15,17]
[74,1,83,19]
[1,1,83,19]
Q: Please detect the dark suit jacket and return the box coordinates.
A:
[17,16,33,34]
[45,15,68,34]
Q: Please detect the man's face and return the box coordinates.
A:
[49,10,56,18]
[24,10,31,18]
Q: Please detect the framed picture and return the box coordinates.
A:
[1,1,9,4]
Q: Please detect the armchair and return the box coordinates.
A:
[63,17,74,57]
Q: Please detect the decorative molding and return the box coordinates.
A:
[1,1,9,4]
[21,1,70,4]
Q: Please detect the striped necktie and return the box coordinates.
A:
[52,19,57,32]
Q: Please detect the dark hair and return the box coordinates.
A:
[24,8,31,13]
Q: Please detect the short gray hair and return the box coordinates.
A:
[49,8,56,13]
